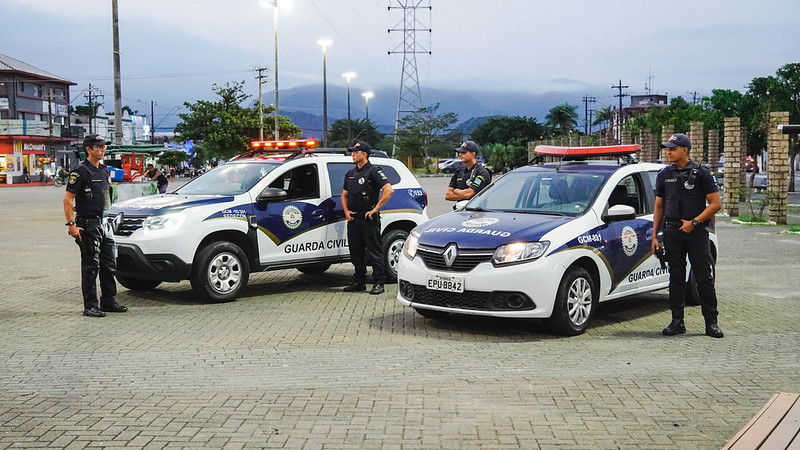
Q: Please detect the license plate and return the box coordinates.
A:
[427,274,464,293]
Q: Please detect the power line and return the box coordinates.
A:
[611,79,629,143]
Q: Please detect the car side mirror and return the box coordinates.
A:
[256,187,288,203]
[454,199,469,212]
[603,204,636,222]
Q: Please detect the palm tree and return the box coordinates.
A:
[545,103,579,136]
[593,106,614,130]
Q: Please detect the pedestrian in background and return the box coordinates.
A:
[145,163,168,194]
[63,134,127,318]
[341,141,394,295]
[652,133,722,338]
[445,141,491,206]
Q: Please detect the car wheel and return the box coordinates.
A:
[414,307,448,319]
[381,229,408,283]
[686,253,716,306]
[297,264,331,275]
[116,275,161,291]
[549,266,596,336]
[190,241,250,302]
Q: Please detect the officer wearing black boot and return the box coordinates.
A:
[341,142,394,295]
[63,134,127,317]
[652,133,722,338]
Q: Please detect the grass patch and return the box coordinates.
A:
[788,225,800,233]
[737,215,770,223]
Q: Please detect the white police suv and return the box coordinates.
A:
[397,145,718,335]
[109,141,428,302]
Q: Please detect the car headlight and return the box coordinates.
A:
[142,212,185,232]
[492,241,549,265]
[403,230,420,260]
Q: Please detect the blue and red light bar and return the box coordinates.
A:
[534,144,641,157]
[251,139,318,150]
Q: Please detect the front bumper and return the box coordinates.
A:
[116,243,191,282]
[396,254,563,318]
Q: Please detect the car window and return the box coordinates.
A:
[327,162,401,197]
[608,174,647,215]
[270,164,320,200]
[468,171,606,216]
[177,163,277,195]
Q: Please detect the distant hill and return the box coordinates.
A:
[277,84,591,140]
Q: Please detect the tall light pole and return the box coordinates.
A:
[342,72,355,143]
[261,0,281,140]
[317,39,332,147]
[361,91,373,121]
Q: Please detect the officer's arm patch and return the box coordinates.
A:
[473,176,484,187]
[377,169,388,181]
[68,173,79,185]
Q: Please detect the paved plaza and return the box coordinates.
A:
[0,179,799,449]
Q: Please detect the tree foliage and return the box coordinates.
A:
[394,104,462,160]
[174,81,300,162]
[156,150,191,167]
[469,116,545,147]
[545,103,579,136]
[328,119,386,150]
[481,143,527,173]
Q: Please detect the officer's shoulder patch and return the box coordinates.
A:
[377,169,388,180]
[68,172,79,185]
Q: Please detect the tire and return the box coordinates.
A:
[190,241,250,302]
[116,275,161,291]
[549,266,596,336]
[414,307,449,319]
[297,264,331,275]
[381,229,408,284]
[686,252,716,307]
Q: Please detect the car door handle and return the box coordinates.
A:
[311,209,324,219]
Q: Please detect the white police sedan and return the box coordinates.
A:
[397,145,719,335]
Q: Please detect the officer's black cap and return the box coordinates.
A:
[83,134,111,148]
[661,133,691,150]
[456,140,480,154]
[347,141,372,156]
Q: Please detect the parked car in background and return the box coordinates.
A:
[745,156,759,173]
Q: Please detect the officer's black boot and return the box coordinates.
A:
[705,323,724,338]
[343,282,366,292]
[662,319,686,336]
[101,298,128,313]
[83,303,106,318]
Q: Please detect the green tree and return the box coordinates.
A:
[394,104,462,161]
[174,81,301,161]
[593,106,614,129]
[545,103,579,136]
[156,150,191,168]
[469,116,545,147]
[328,119,386,150]
[481,142,527,173]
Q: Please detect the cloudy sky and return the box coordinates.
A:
[2,0,799,127]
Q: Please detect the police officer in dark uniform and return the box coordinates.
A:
[341,141,394,295]
[445,141,491,205]
[63,134,127,317]
[652,133,722,338]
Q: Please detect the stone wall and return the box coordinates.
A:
[723,117,743,216]
[689,121,704,163]
[661,125,674,162]
[708,129,720,170]
[768,111,790,224]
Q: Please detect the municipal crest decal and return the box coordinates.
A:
[282,205,302,230]
[461,217,499,228]
[621,225,638,257]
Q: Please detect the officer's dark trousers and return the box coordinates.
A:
[347,214,384,285]
[76,218,117,309]
[664,226,718,324]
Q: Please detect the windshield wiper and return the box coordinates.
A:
[464,206,487,211]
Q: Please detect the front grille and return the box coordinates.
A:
[115,215,146,236]
[405,283,535,311]
[417,246,493,272]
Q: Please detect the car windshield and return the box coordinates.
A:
[466,170,608,216]
[176,163,278,195]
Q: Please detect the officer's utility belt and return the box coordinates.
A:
[665,219,708,229]
[76,214,109,225]
[351,210,378,220]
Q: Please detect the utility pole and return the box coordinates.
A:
[150,100,155,144]
[271,0,280,140]
[111,0,123,145]
[255,67,269,140]
[687,91,699,105]
[612,79,629,143]
[84,83,104,135]
[47,88,54,159]
[582,95,596,135]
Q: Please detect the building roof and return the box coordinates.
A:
[0,52,76,86]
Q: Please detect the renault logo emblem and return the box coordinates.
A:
[443,244,458,267]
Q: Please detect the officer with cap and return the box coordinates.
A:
[63,134,127,317]
[652,133,722,338]
[341,141,394,295]
[445,140,492,205]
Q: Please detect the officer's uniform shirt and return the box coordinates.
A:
[343,161,389,212]
[66,160,113,219]
[655,160,718,221]
[449,162,491,195]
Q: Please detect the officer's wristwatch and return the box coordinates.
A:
[65,221,75,226]
[690,219,700,227]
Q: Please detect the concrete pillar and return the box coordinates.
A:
[708,129,720,171]
[768,111,790,224]
[621,129,632,145]
[661,125,675,162]
[723,117,743,216]
[689,121,704,163]
[579,135,588,146]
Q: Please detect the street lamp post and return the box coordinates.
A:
[342,72,355,143]
[317,39,332,147]
[260,0,281,140]
[362,91,373,143]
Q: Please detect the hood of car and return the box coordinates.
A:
[110,194,235,216]
[415,210,576,249]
